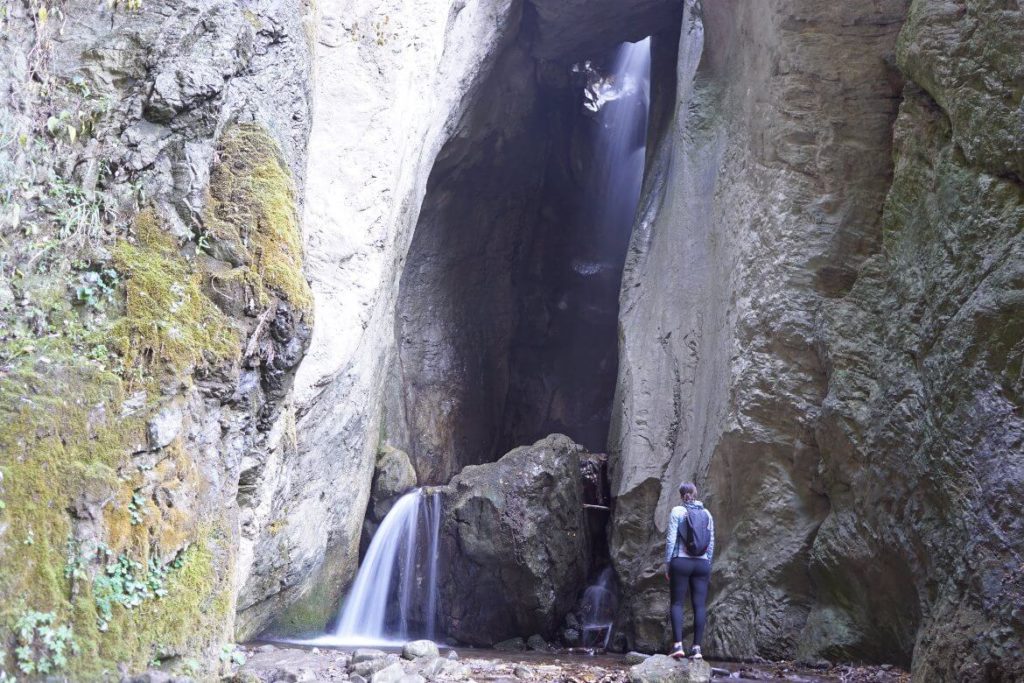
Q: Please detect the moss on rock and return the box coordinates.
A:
[205,124,314,316]
[112,210,240,376]
[1,122,312,677]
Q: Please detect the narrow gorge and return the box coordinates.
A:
[0,1,1020,682]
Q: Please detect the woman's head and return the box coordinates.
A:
[679,482,698,503]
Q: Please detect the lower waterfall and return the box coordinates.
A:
[308,489,442,646]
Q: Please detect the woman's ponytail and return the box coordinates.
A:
[679,481,697,504]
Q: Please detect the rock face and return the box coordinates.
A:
[437,435,590,645]
[371,446,418,521]
[627,655,711,683]
[281,0,683,635]
[609,0,1023,680]
[0,0,312,675]
[380,1,683,487]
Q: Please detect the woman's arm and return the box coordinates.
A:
[707,512,715,563]
[665,507,681,566]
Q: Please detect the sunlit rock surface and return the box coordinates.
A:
[0,0,313,673]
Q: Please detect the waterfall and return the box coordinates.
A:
[579,567,617,650]
[324,489,442,645]
[579,37,651,272]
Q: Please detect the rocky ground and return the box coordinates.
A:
[227,642,910,683]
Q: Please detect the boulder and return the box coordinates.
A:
[494,638,527,652]
[627,655,711,683]
[526,634,551,652]
[402,640,440,660]
[438,435,590,645]
[370,663,406,683]
[353,649,389,664]
[624,652,649,665]
[372,446,418,520]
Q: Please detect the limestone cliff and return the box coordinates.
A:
[0,0,312,675]
[608,0,1023,680]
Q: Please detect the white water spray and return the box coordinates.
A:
[580,567,617,649]
[577,37,651,274]
[304,489,441,646]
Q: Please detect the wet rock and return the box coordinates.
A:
[402,639,439,660]
[372,446,418,521]
[494,638,528,652]
[446,651,459,660]
[439,435,590,645]
[627,655,711,683]
[562,628,582,646]
[625,652,649,665]
[350,676,368,683]
[526,635,551,652]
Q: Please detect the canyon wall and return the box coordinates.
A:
[252,0,680,638]
[2,0,1020,678]
[0,0,314,675]
[609,0,1023,680]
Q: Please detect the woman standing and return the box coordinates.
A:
[664,481,714,660]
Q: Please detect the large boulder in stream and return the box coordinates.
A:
[628,655,711,683]
[438,434,590,645]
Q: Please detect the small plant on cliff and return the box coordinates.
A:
[89,544,185,631]
[127,491,148,525]
[13,611,78,676]
[219,644,246,667]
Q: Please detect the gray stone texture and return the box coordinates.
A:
[609,0,1023,680]
[438,435,590,645]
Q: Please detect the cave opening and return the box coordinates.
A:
[384,18,680,487]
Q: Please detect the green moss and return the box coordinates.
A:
[0,355,143,677]
[82,535,232,675]
[0,210,238,677]
[111,210,239,376]
[205,124,314,315]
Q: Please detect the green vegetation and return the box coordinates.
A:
[206,124,314,315]
[111,210,240,377]
[12,612,78,677]
[1,76,309,675]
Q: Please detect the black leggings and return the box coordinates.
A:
[669,556,711,645]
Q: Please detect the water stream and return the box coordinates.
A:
[580,567,617,649]
[306,489,442,646]
[579,36,651,272]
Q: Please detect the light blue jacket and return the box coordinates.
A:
[665,502,714,564]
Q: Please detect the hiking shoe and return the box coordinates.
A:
[669,643,687,659]
[690,645,703,660]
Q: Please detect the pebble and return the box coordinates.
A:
[513,664,533,679]
[402,639,440,660]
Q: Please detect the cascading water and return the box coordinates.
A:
[576,37,651,275]
[579,567,617,649]
[310,489,441,646]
